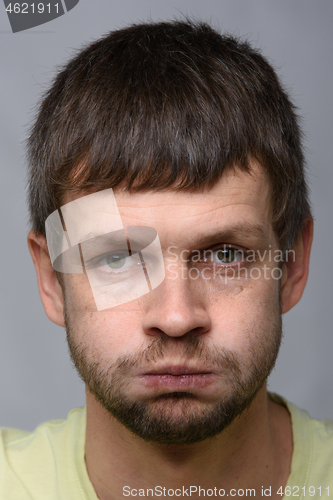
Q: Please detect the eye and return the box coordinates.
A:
[94,250,141,273]
[213,247,244,264]
[105,251,129,269]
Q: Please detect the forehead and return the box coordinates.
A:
[63,162,273,246]
[115,164,271,235]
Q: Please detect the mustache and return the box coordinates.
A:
[114,334,241,378]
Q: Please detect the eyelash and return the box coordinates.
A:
[189,245,247,268]
[86,251,140,275]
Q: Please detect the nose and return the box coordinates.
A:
[142,263,212,338]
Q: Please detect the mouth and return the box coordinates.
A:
[139,365,215,389]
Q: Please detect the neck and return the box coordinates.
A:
[85,385,292,500]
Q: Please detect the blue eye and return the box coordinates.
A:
[214,248,244,264]
[105,252,129,269]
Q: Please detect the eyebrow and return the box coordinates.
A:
[178,222,272,250]
[77,227,157,257]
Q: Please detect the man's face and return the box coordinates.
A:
[61,163,282,444]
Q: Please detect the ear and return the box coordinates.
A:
[27,230,66,327]
[281,219,313,314]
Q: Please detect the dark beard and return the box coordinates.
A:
[65,308,282,445]
[88,386,262,445]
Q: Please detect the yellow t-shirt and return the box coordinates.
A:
[0,395,332,499]
[270,393,333,499]
[0,407,97,500]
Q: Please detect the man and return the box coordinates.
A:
[1,19,332,500]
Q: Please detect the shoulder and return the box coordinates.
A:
[270,392,333,490]
[288,399,333,475]
[0,407,85,457]
[0,408,86,500]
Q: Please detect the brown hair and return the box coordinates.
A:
[27,19,311,250]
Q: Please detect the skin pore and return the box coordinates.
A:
[28,161,313,499]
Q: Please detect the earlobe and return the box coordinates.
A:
[281,219,313,314]
[27,230,66,327]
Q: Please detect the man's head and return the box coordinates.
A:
[27,20,313,445]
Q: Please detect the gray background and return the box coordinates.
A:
[0,0,332,431]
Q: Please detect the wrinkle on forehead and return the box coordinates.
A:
[114,165,272,228]
[63,160,270,216]
[60,162,273,247]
